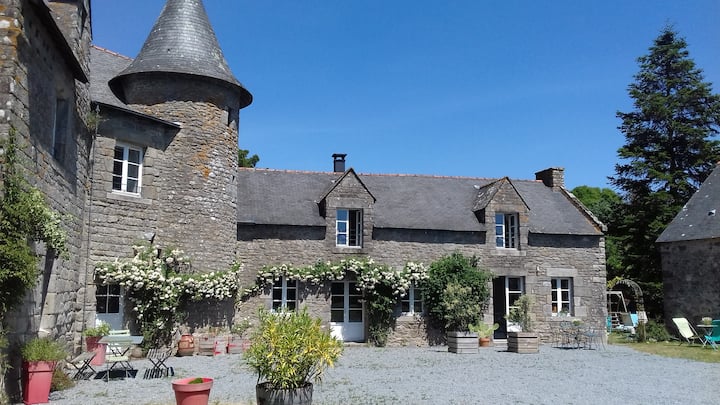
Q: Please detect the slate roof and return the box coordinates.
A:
[237,168,603,235]
[89,46,180,127]
[657,164,720,243]
[108,0,252,108]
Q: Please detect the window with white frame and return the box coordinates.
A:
[112,144,143,194]
[336,209,362,247]
[400,284,424,315]
[272,277,298,312]
[551,278,573,315]
[495,213,519,249]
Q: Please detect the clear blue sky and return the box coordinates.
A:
[91,1,720,190]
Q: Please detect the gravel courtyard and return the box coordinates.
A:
[43,343,718,405]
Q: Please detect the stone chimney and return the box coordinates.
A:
[333,153,347,172]
[535,167,565,191]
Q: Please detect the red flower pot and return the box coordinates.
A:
[172,377,213,405]
[85,336,106,365]
[22,361,56,405]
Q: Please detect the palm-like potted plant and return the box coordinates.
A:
[506,294,539,353]
[21,337,66,405]
[469,322,499,347]
[83,321,110,365]
[244,307,343,405]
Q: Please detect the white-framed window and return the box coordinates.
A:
[336,209,362,247]
[112,144,143,194]
[495,213,519,249]
[400,284,424,315]
[272,277,298,312]
[551,278,573,316]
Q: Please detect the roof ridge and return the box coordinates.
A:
[90,45,133,60]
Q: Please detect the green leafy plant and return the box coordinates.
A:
[230,317,252,337]
[440,283,483,332]
[21,338,66,362]
[50,368,75,392]
[244,307,343,389]
[423,253,493,332]
[469,322,499,338]
[188,377,205,384]
[0,129,69,318]
[506,294,534,332]
[82,322,110,337]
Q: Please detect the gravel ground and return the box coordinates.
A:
[40,343,719,405]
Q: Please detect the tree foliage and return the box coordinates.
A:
[571,186,623,277]
[609,26,720,317]
[238,148,259,168]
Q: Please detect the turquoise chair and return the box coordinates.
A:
[704,320,720,350]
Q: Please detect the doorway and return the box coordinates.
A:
[329,276,364,342]
[492,276,524,339]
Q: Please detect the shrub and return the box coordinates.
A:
[643,319,673,342]
[50,369,75,392]
[506,294,534,332]
[21,338,66,362]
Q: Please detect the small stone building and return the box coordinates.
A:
[236,158,609,344]
[657,163,720,326]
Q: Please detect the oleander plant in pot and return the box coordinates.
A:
[83,321,110,365]
[21,337,67,405]
[506,294,539,353]
[244,307,343,405]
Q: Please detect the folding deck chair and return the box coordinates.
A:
[671,317,706,346]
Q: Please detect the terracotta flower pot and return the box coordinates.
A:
[22,361,56,405]
[172,377,213,405]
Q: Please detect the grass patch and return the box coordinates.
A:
[609,332,720,363]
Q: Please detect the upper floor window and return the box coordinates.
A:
[336,209,362,247]
[52,98,70,161]
[112,144,143,194]
[399,284,424,315]
[495,213,518,249]
[551,278,573,316]
[272,277,298,312]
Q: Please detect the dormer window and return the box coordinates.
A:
[336,209,362,247]
[495,213,518,249]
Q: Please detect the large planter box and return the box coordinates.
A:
[447,331,479,354]
[507,331,539,353]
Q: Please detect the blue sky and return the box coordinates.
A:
[91,1,720,190]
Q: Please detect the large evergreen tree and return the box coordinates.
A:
[609,27,720,317]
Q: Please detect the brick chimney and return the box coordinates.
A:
[333,153,347,172]
[535,167,565,191]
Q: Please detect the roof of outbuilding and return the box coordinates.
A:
[237,168,603,235]
[657,164,720,243]
[108,0,251,107]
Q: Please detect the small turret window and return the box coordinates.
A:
[112,143,143,195]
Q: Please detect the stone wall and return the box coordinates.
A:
[659,238,720,327]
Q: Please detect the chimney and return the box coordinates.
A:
[535,167,565,191]
[333,153,347,172]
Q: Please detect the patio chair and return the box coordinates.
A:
[671,317,705,346]
[69,351,96,380]
[703,320,720,350]
[143,347,174,379]
[582,326,605,350]
[104,337,134,381]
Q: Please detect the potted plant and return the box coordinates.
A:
[245,307,343,405]
[21,337,66,405]
[83,321,110,365]
[505,294,539,353]
[469,322,499,347]
[441,283,483,354]
[171,377,213,405]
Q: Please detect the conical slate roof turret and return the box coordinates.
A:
[109,0,252,108]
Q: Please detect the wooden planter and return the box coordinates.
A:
[507,331,539,353]
[447,331,479,354]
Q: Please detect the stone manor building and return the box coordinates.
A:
[1,1,609,384]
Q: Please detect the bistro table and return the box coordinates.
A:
[98,335,143,380]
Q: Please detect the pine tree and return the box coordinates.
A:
[609,27,720,317]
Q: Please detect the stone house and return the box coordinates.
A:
[657,163,720,327]
[236,158,609,344]
[1,0,608,368]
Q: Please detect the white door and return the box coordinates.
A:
[506,277,525,332]
[330,279,364,342]
[95,283,124,330]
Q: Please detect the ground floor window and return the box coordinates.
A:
[551,278,573,315]
[272,277,297,311]
[399,284,424,315]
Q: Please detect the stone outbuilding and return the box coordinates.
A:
[657,163,720,327]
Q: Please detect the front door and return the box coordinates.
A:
[95,283,124,330]
[492,276,524,339]
[330,278,364,342]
